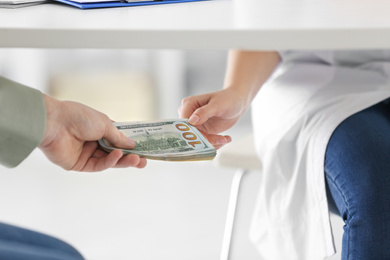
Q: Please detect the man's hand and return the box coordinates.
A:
[39,95,147,171]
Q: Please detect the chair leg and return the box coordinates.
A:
[220,169,247,260]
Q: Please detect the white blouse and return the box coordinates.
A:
[250,50,390,259]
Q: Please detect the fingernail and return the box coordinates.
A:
[127,138,136,146]
[216,137,228,145]
[188,115,200,125]
[224,136,232,143]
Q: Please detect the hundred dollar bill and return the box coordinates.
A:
[98,119,216,161]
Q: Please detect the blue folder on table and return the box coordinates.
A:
[55,0,207,9]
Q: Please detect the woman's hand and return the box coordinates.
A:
[179,50,281,150]
[179,88,249,149]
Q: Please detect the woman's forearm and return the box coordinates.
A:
[223,50,281,108]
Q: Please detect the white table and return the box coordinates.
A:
[0,2,388,259]
[1,0,390,50]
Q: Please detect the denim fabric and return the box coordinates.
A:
[0,222,84,260]
[325,99,390,260]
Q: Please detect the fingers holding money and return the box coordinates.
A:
[71,142,146,172]
[179,94,216,126]
[115,154,147,169]
[104,121,136,149]
[202,133,232,150]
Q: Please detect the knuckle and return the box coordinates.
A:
[195,106,205,115]
[181,96,194,105]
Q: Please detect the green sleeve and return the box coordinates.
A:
[0,76,46,168]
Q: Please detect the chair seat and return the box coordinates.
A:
[214,134,262,171]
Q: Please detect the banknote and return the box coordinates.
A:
[98,119,216,161]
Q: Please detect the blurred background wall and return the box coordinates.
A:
[0,49,248,121]
[0,49,259,260]
[0,49,341,260]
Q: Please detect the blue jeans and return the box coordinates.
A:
[0,222,84,260]
[325,99,390,260]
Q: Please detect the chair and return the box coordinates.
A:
[214,134,342,260]
[214,134,262,260]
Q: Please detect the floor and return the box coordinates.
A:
[0,134,343,260]
[0,127,258,260]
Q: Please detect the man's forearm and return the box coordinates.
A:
[0,76,46,168]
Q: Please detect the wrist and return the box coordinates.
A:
[216,87,252,119]
[39,94,62,149]
[222,84,255,111]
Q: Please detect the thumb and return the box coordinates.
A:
[103,122,136,149]
[188,104,220,126]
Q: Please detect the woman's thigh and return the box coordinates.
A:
[325,99,390,260]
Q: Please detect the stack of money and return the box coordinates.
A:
[98,119,216,161]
